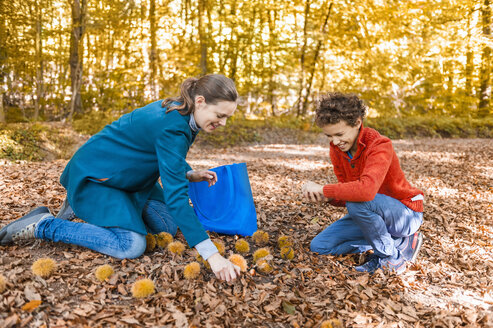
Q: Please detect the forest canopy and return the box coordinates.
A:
[1,0,492,122]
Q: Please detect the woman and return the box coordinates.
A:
[302,92,424,274]
[0,74,241,282]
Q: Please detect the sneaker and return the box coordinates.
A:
[55,198,76,220]
[355,252,407,275]
[399,232,423,262]
[355,256,380,273]
[0,209,52,245]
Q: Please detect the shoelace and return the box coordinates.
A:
[12,223,36,241]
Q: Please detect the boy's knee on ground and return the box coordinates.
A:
[310,235,335,254]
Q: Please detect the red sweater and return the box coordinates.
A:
[322,126,424,212]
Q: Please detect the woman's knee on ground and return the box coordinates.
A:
[113,232,146,259]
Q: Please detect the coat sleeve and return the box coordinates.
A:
[323,139,393,202]
[155,126,209,247]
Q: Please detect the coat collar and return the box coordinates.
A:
[188,113,201,133]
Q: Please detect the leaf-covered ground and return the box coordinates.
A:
[0,138,492,327]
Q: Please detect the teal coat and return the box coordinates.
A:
[60,100,209,247]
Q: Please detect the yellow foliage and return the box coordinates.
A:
[252,230,269,246]
[256,259,273,274]
[31,258,57,278]
[95,264,114,282]
[183,262,201,280]
[156,232,173,248]
[277,235,293,249]
[280,246,295,260]
[321,319,343,328]
[0,274,6,293]
[234,239,250,253]
[213,240,226,255]
[253,248,270,263]
[168,241,185,255]
[145,234,156,252]
[131,279,155,298]
[228,254,248,272]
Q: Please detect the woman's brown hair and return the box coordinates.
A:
[162,74,238,115]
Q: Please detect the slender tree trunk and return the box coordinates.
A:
[267,8,278,116]
[478,0,491,117]
[0,0,6,123]
[301,2,332,116]
[0,93,5,123]
[444,61,454,111]
[198,0,208,75]
[34,1,43,120]
[465,11,474,98]
[69,0,86,120]
[149,0,158,98]
[296,0,311,117]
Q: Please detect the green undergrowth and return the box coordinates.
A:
[0,123,85,161]
[366,115,493,139]
[1,113,491,161]
[196,114,493,147]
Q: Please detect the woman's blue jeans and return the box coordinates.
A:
[310,194,423,258]
[35,200,178,259]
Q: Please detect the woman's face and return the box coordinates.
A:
[193,96,237,133]
[322,118,362,154]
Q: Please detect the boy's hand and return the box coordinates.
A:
[207,253,241,282]
[302,181,329,203]
[186,170,218,187]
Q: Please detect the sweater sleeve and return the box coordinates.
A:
[155,126,209,248]
[323,139,393,202]
[327,149,347,207]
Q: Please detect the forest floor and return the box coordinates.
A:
[0,138,492,327]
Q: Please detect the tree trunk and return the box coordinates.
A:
[149,0,158,98]
[300,2,332,116]
[198,0,208,75]
[267,9,278,116]
[34,1,43,121]
[69,0,86,120]
[465,10,474,98]
[478,0,491,117]
[296,0,311,117]
[0,93,5,123]
[0,1,6,123]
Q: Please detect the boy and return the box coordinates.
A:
[302,92,424,274]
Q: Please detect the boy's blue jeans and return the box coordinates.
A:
[310,194,423,259]
[35,200,177,259]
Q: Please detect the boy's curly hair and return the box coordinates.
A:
[315,92,367,127]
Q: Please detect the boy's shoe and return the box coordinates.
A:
[355,252,407,275]
[355,256,381,273]
[399,232,424,262]
[0,209,52,245]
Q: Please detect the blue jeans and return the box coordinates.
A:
[35,199,178,259]
[310,194,423,259]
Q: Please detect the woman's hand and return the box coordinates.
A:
[207,253,241,282]
[302,181,329,203]
[186,170,218,187]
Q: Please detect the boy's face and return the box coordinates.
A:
[322,118,362,154]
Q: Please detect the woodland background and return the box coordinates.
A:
[0,1,492,327]
[0,0,493,135]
